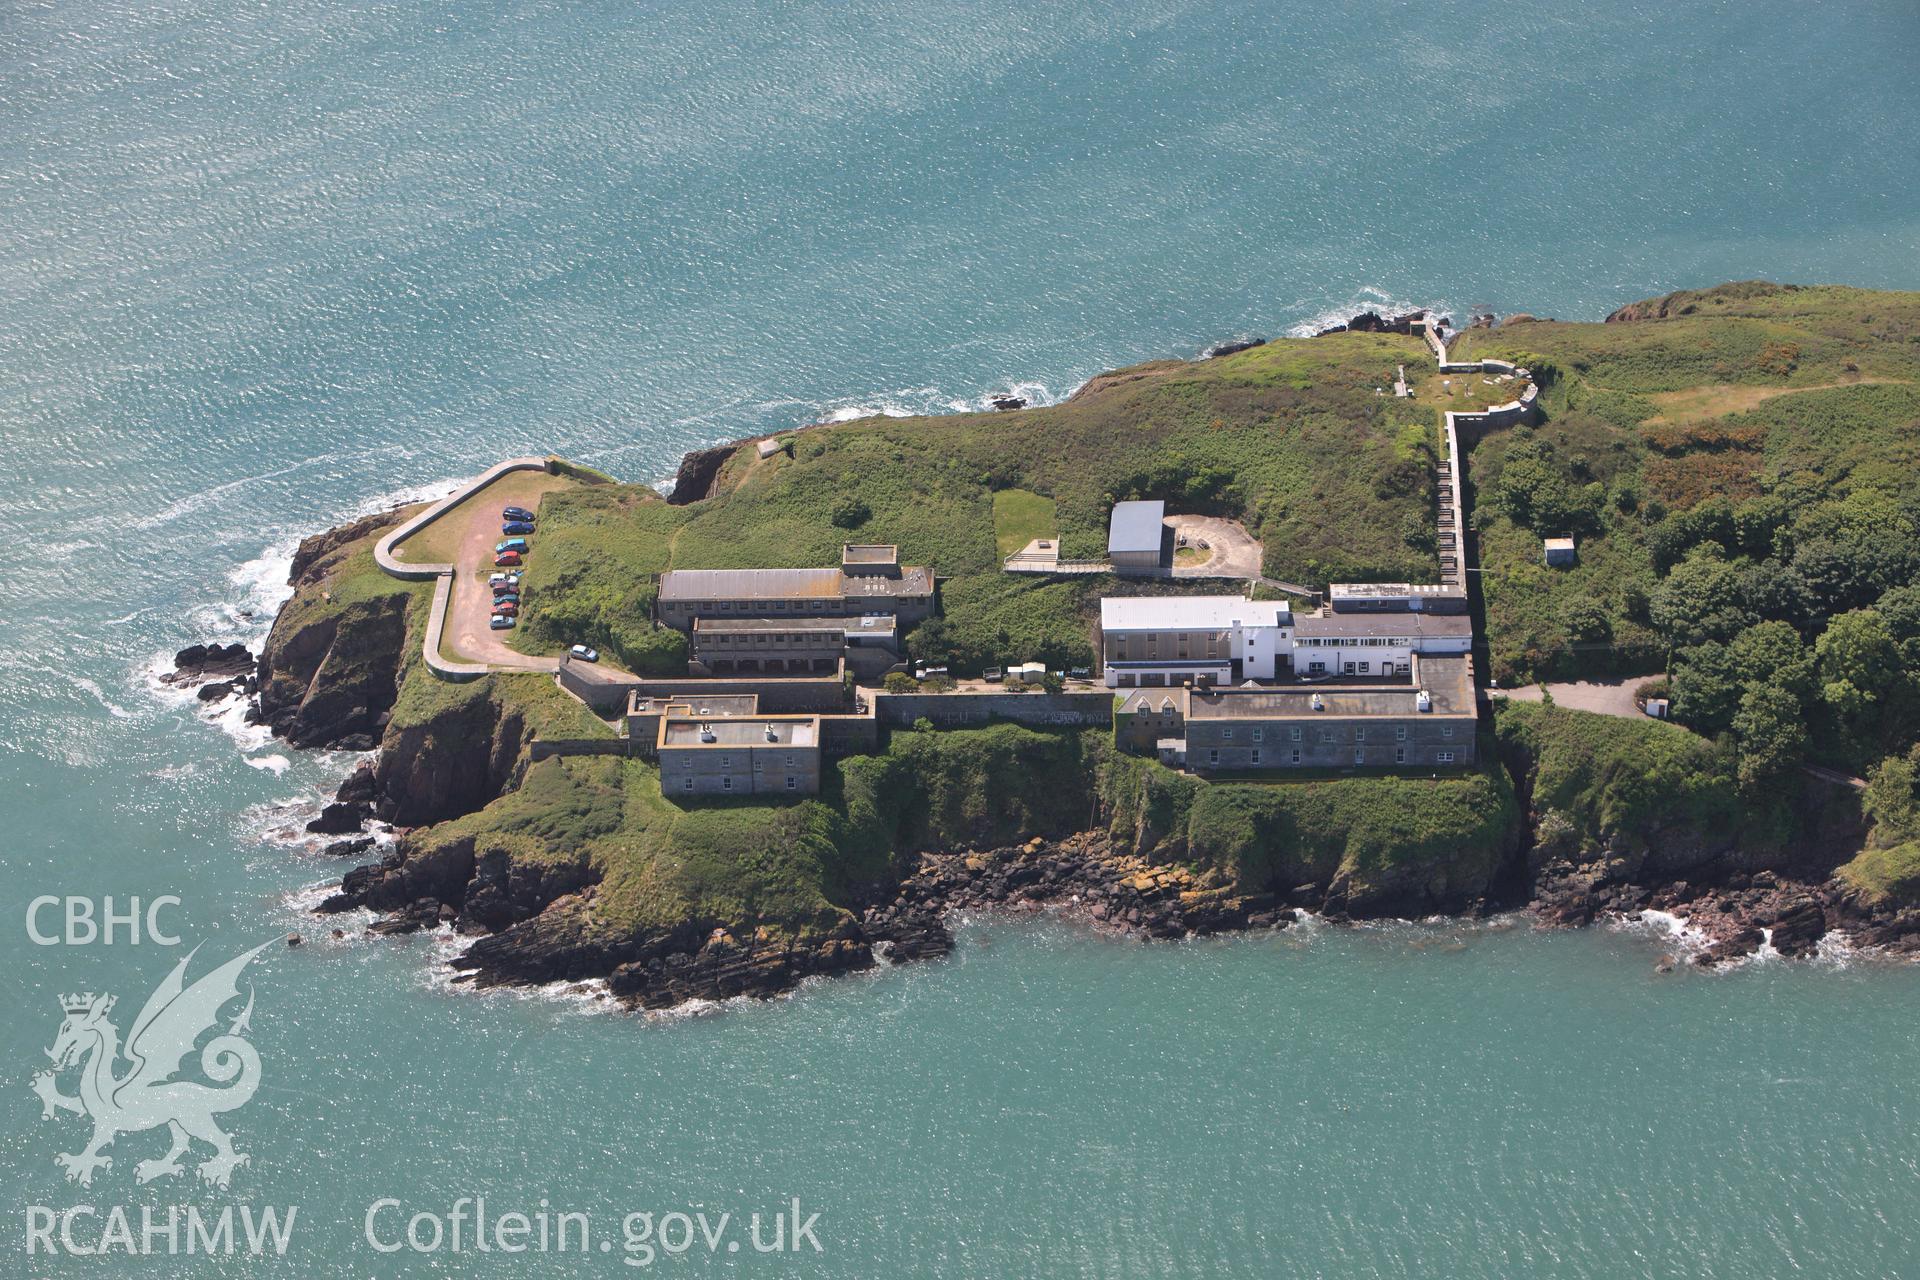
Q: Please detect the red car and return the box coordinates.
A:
[493,598,519,615]
[493,550,523,567]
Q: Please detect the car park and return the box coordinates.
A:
[502,520,535,535]
[489,614,514,630]
[569,645,599,662]
[493,551,522,567]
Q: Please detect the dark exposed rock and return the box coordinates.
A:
[305,801,368,836]
[321,835,376,859]
[1203,338,1266,358]
[665,443,735,505]
[990,395,1028,411]
[335,761,378,804]
[164,642,254,688]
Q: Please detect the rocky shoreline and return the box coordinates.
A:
[301,800,1920,1013]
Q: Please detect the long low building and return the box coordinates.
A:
[1183,653,1477,770]
[656,545,934,631]
[690,614,896,676]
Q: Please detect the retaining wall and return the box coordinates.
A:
[873,690,1114,729]
[372,455,558,682]
[528,739,634,762]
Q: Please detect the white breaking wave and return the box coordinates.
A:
[1282,287,1458,339]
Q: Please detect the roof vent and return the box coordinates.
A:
[764,724,779,742]
[1416,690,1433,712]
[1310,693,1325,712]
[699,723,717,743]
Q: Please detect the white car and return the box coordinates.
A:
[569,645,599,662]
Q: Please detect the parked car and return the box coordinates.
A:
[501,506,535,522]
[494,600,519,615]
[569,645,599,662]
[489,614,514,630]
[491,591,519,605]
[494,537,529,554]
[493,551,522,567]
[488,570,522,587]
[501,520,535,535]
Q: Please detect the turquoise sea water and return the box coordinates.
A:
[3,1,1919,1274]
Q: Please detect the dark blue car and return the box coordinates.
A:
[502,520,535,535]
[502,506,535,522]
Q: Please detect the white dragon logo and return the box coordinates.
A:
[31,941,274,1189]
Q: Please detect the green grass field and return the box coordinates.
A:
[992,488,1058,559]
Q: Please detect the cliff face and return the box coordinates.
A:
[254,510,415,749]
[371,687,540,827]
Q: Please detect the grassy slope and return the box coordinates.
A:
[511,331,1441,675]
[1455,283,1920,681]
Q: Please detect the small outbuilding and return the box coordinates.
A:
[1543,536,1577,567]
[1108,500,1170,574]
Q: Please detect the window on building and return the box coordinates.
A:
[718,755,731,769]
[786,776,798,790]
[1359,661,1371,674]
[1222,728,1234,740]
[785,754,796,767]
[1208,749,1220,765]
[1356,728,1366,741]
[1344,661,1356,675]
[1396,726,1407,741]
[1395,747,1406,764]
[682,777,693,792]
[1291,749,1301,764]
[1442,727,1454,739]
[721,777,733,791]
[1252,727,1264,742]
[1320,729,1333,743]
[1354,748,1364,764]
[1437,751,1455,764]
[1290,726,1302,742]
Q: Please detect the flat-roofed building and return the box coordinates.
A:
[1184,653,1477,771]
[1100,594,1293,688]
[656,546,934,631]
[626,692,760,752]
[690,615,895,676]
[1107,500,1170,574]
[1291,608,1472,678]
[657,716,823,796]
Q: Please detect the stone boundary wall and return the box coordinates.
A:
[373,455,556,682]
[561,662,852,716]
[528,739,634,761]
[873,690,1114,729]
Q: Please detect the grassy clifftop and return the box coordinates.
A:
[510,330,1442,675]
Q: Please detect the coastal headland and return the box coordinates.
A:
[195,282,1920,1008]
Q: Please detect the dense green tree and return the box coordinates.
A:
[1863,746,1920,847]
[1728,620,1816,703]
[1559,599,1612,647]
[1650,550,1755,648]
[1670,641,1743,736]
[1732,684,1809,792]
